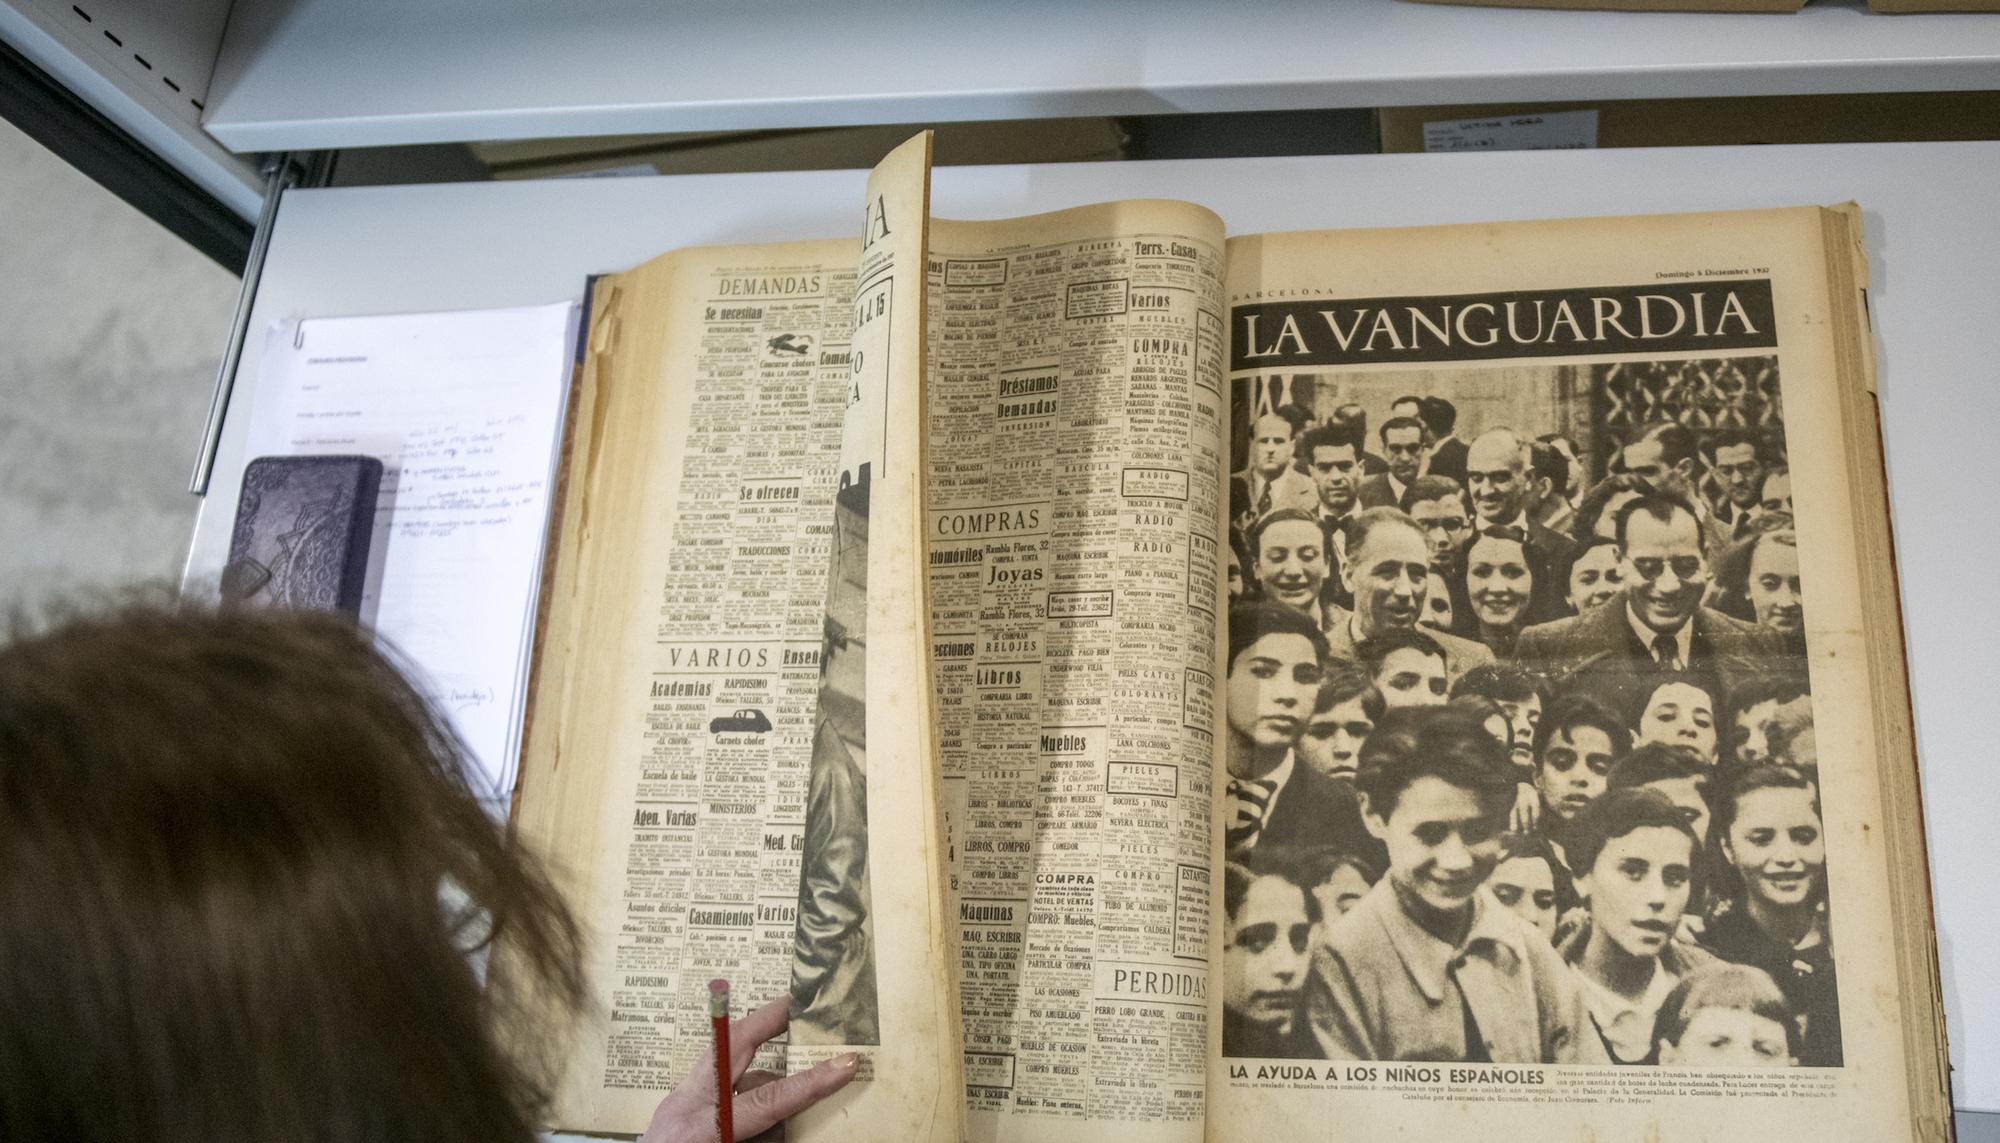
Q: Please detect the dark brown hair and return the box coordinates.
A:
[1227,597,1330,676]
[0,595,584,1143]
[1566,786,1700,877]
[1353,704,1517,821]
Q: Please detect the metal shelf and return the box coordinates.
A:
[201,0,2000,152]
[0,0,260,216]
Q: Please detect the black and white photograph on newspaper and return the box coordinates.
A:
[1221,345,1833,1069]
[791,464,883,1046]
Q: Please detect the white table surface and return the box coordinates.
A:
[200,0,2000,151]
[185,141,2000,1116]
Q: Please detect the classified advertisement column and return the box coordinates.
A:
[607,255,860,1092]
[518,232,865,1134]
[926,202,1228,1143]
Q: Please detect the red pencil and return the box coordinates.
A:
[709,979,733,1143]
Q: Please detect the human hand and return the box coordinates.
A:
[639,995,861,1143]
[1509,781,1540,835]
[1676,912,1706,945]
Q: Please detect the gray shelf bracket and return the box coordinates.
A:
[187,150,323,495]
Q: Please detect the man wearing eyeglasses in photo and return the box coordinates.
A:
[1514,491,1785,705]
[1706,428,1772,542]
[1406,476,1473,574]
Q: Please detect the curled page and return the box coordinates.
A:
[789,131,966,1143]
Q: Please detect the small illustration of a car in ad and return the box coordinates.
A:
[709,708,773,734]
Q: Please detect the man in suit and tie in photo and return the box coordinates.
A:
[1224,600,1377,865]
[1407,476,1476,632]
[1418,396,1467,485]
[1514,491,1786,706]
[1300,420,1367,534]
[1466,428,1580,622]
[1324,509,1495,681]
[1235,409,1318,520]
[1358,416,1427,510]
[1706,428,1771,542]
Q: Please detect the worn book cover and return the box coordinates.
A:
[222,454,382,616]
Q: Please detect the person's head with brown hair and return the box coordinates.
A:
[0,595,585,1143]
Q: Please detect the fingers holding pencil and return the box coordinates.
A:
[641,994,861,1143]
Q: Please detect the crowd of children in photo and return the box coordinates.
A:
[1220,384,1830,1070]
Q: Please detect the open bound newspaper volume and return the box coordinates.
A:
[511,134,1951,1141]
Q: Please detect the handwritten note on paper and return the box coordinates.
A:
[240,303,578,802]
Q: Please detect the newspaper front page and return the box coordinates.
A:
[1207,208,1944,1142]
[924,201,1230,1143]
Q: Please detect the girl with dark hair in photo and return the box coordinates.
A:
[1699,765,1842,1066]
[1488,833,1559,943]
[1607,743,1721,928]
[1455,526,1537,660]
[1251,508,1334,628]
[1297,848,1381,928]
[1451,662,1550,773]
[1565,536,1625,615]
[0,599,857,1143]
[1298,664,1383,784]
[1556,788,1715,1064]
[1450,692,1513,760]
[1724,672,1813,770]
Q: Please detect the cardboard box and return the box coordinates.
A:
[1403,0,1802,12]
[471,118,1129,180]
[1869,0,2000,12]
[1405,0,1998,14]
[1378,92,2000,153]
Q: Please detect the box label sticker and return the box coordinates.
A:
[1423,110,1599,153]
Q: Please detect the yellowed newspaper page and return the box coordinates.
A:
[517,137,960,1140]
[1208,207,1945,1142]
[789,131,965,1143]
[925,201,1229,1143]
[516,235,860,1135]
